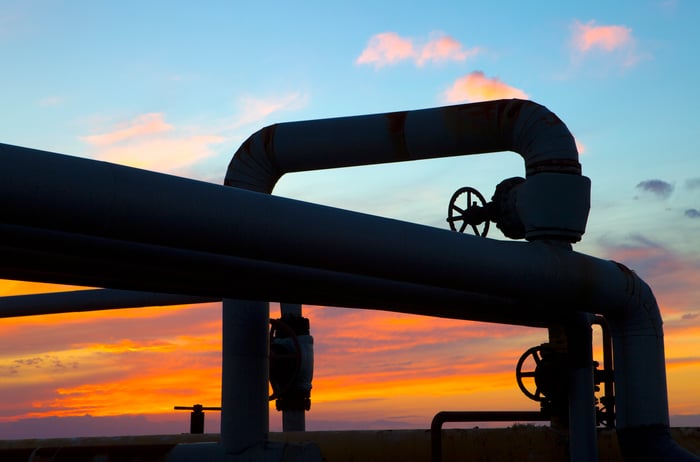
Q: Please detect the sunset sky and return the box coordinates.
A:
[1,0,699,438]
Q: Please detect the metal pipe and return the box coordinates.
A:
[225,99,581,194]
[279,303,309,432]
[0,289,217,318]
[565,312,598,462]
[0,139,696,459]
[221,299,269,455]
[225,98,590,243]
[430,411,548,462]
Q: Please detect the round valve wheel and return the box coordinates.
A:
[447,186,490,236]
[515,345,560,402]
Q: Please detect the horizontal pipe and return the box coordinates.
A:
[0,143,696,459]
[0,222,545,326]
[0,289,217,318]
[225,99,581,194]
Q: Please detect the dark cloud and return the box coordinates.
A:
[686,178,700,190]
[636,179,673,199]
[685,209,700,219]
[682,312,699,320]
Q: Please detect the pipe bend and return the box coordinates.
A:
[224,99,581,194]
[604,264,699,460]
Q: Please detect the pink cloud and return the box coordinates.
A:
[356,32,415,67]
[570,20,646,68]
[356,32,479,68]
[91,134,224,174]
[442,71,529,103]
[416,34,480,66]
[81,113,173,146]
[80,113,223,176]
[572,20,632,52]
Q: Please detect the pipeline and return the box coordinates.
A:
[223,99,696,461]
[225,99,589,243]
[0,96,696,460]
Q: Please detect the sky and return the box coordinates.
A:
[0,0,699,439]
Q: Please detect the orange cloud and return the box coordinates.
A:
[416,34,480,66]
[356,32,479,68]
[572,20,632,52]
[80,113,224,176]
[442,71,529,103]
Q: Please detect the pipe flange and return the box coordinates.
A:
[491,177,526,240]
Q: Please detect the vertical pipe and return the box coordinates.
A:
[280,302,306,432]
[566,312,598,462]
[221,299,269,454]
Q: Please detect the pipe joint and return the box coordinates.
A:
[516,173,591,242]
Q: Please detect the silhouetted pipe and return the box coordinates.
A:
[0,289,217,318]
[225,98,591,243]
[225,99,581,194]
[0,133,696,460]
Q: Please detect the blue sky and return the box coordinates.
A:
[1,0,699,437]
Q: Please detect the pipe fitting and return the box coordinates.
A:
[516,173,591,242]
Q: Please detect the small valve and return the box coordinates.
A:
[446,186,492,237]
[446,178,526,239]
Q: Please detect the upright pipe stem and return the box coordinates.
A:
[221,299,269,454]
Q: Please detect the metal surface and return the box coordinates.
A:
[278,303,311,432]
[0,289,217,318]
[565,312,598,462]
[221,299,269,455]
[173,405,222,434]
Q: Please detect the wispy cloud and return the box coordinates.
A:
[229,92,308,129]
[356,32,414,67]
[570,20,646,68]
[80,113,223,176]
[81,113,173,146]
[636,179,673,199]
[685,209,700,219]
[38,96,65,108]
[442,71,528,103]
[572,21,633,53]
[356,32,480,68]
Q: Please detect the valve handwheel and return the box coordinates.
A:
[447,186,489,237]
[515,345,553,402]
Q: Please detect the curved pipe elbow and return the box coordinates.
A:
[224,99,590,241]
[605,265,699,461]
[224,99,581,194]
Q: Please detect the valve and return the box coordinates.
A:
[269,315,313,412]
[446,178,525,239]
[515,343,568,418]
[446,186,492,237]
[515,343,567,403]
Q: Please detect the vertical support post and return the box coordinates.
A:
[566,312,598,462]
[221,299,270,455]
[280,303,306,432]
[191,404,205,434]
